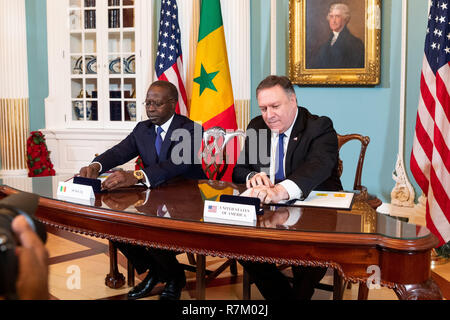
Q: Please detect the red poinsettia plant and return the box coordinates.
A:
[26,131,56,177]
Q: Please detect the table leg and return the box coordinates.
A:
[332,272,344,300]
[358,283,369,300]
[242,269,251,300]
[127,260,135,287]
[394,279,443,300]
[105,240,125,289]
[196,255,206,300]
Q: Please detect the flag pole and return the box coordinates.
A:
[270,0,277,75]
[390,0,416,208]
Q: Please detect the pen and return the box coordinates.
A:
[65,174,79,182]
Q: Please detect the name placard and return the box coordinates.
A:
[57,182,94,201]
[203,200,256,224]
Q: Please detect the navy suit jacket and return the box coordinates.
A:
[232,107,342,199]
[94,114,206,187]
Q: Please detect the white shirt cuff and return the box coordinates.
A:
[141,170,151,188]
[278,179,303,201]
[284,207,302,227]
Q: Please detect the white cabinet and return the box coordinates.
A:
[43,0,153,173]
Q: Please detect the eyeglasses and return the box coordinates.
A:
[143,98,176,108]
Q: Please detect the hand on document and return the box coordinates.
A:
[242,172,289,204]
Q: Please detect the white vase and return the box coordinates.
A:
[126,102,136,121]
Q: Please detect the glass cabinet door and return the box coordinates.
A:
[68,0,138,128]
[69,0,99,123]
[107,0,136,123]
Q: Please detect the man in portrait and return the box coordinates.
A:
[310,2,365,69]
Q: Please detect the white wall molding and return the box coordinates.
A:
[41,129,135,174]
[0,0,30,176]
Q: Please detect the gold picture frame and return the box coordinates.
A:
[289,0,382,86]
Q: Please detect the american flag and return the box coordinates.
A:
[155,0,188,116]
[208,205,217,213]
[410,1,450,246]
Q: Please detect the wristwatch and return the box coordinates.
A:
[133,170,145,182]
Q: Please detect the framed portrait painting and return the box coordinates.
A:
[289,0,382,86]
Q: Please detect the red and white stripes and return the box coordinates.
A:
[411,56,450,246]
[156,56,188,116]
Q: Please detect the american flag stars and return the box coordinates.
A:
[425,0,449,67]
[156,0,181,71]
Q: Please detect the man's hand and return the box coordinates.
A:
[101,192,143,210]
[246,172,274,189]
[79,163,101,179]
[258,207,290,228]
[249,184,289,204]
[101,170,138,191]
[12,215,49,300]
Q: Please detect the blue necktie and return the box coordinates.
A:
[275,133,285,182]
[155,126,164,157]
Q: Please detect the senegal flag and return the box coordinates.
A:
[190,0,239,181]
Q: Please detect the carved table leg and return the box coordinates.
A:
[105,240,125,289]
[394,279,443,300]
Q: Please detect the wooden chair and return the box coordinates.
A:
[201,126,245,181]
[242,133,372,300]
[337,133,370,192]
[337,133,381,299]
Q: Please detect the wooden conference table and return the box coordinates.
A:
[0,175,443,300]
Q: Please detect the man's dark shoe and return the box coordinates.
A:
[159,275,186,300]
[128,272,160,300]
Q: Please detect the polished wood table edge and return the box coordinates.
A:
[37,217,442,293]
[0,185,439,252]
[1,185,443,299]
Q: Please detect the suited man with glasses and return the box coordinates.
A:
[78,80,205,300]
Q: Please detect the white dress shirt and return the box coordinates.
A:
[246,109,303,201]
[330,31,340,46]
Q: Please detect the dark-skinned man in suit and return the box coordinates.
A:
[79,81,205,300]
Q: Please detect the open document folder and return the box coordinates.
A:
[240,189,355,210]
[292,191,354,210]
